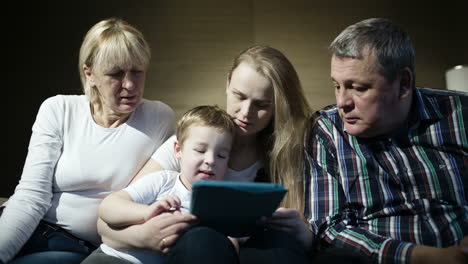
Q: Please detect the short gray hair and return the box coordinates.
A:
[329,18,415,86]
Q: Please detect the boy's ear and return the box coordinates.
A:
[398,67,413,100]
[174,140,182,159]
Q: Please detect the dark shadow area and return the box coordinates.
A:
[5,1,133,197]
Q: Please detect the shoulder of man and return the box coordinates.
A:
[415,87,468,118]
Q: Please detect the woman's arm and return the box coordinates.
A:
[98,211,197,253]
[130,159,165,184]
[263,207,314,250]
[130,135,180,184]
[0,97,63,263]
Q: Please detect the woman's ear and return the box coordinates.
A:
[174,140,182,159]
[399,67,413,100]
[83,65,95,86]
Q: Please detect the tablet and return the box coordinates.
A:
[190,180,287,237]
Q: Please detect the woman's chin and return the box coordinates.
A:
[235,126,257,137]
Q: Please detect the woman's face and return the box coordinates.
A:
[85,63,146,115]
[226,62,274,137]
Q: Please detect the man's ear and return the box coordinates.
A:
[174,140,182,159]
[399,67,413,100]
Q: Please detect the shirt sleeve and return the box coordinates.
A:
[124,171,167,205]
[0,96,63,262]
[151,135,180,171]
[304,119,414,264]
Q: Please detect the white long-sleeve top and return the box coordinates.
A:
[0,95,174,263]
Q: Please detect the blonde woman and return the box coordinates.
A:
[0,18,194,264]
[96,45,314,264]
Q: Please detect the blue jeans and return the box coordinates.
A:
[9,220,96,264]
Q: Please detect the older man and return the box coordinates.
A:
[305,18,468,264]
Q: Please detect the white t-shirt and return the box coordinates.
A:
[152,135,261,182]
[0,95,174,262]
[101,170,190,264]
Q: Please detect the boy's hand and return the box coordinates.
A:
[145,195,181,222]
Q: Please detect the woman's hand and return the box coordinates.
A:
[137,210,197,254]
[144,195,181,222]
[262,207,314,250]
[99,210,197,254]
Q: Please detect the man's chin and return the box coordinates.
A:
[344,124,368,137]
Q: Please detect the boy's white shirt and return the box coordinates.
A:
[100,170,190,263]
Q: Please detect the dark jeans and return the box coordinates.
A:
[81,227,371,264]
[167,226,310,264]
[9,220,96,264]
[311,247,372,264]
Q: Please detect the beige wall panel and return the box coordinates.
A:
[252,0,395,110]
[132,1,253,120]
[252,0,467,111]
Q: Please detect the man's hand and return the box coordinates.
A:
[411,236,468,264]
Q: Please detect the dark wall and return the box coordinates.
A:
[5,1,468,198]
[5,1,134,197]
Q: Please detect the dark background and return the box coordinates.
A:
[4,0,467,198]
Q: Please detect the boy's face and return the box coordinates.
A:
[175,125,233,189]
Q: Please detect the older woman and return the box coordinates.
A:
[0,18,194,264]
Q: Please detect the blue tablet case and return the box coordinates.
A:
[190,180,287,237]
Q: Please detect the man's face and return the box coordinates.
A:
[331,53,404,138]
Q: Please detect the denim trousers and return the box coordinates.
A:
[167,226,311,264]
[9,220,96,264]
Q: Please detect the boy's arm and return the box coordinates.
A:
[99,190,152,227]
[100,191,182,227]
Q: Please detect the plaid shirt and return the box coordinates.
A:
[305,87,468,264]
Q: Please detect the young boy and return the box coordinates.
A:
[97,105,236,263]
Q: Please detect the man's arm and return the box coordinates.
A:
[305,119,468,264]
[411,239,468,264]
[305,120,412,264]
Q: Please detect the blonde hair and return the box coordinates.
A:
[176,105,236,148]
[78,18,151,106]
[228,45,312,212]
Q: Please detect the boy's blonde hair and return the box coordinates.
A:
[79,18,151,106]
[176,105,236,147]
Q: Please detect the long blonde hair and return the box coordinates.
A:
[228,45,312,212]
